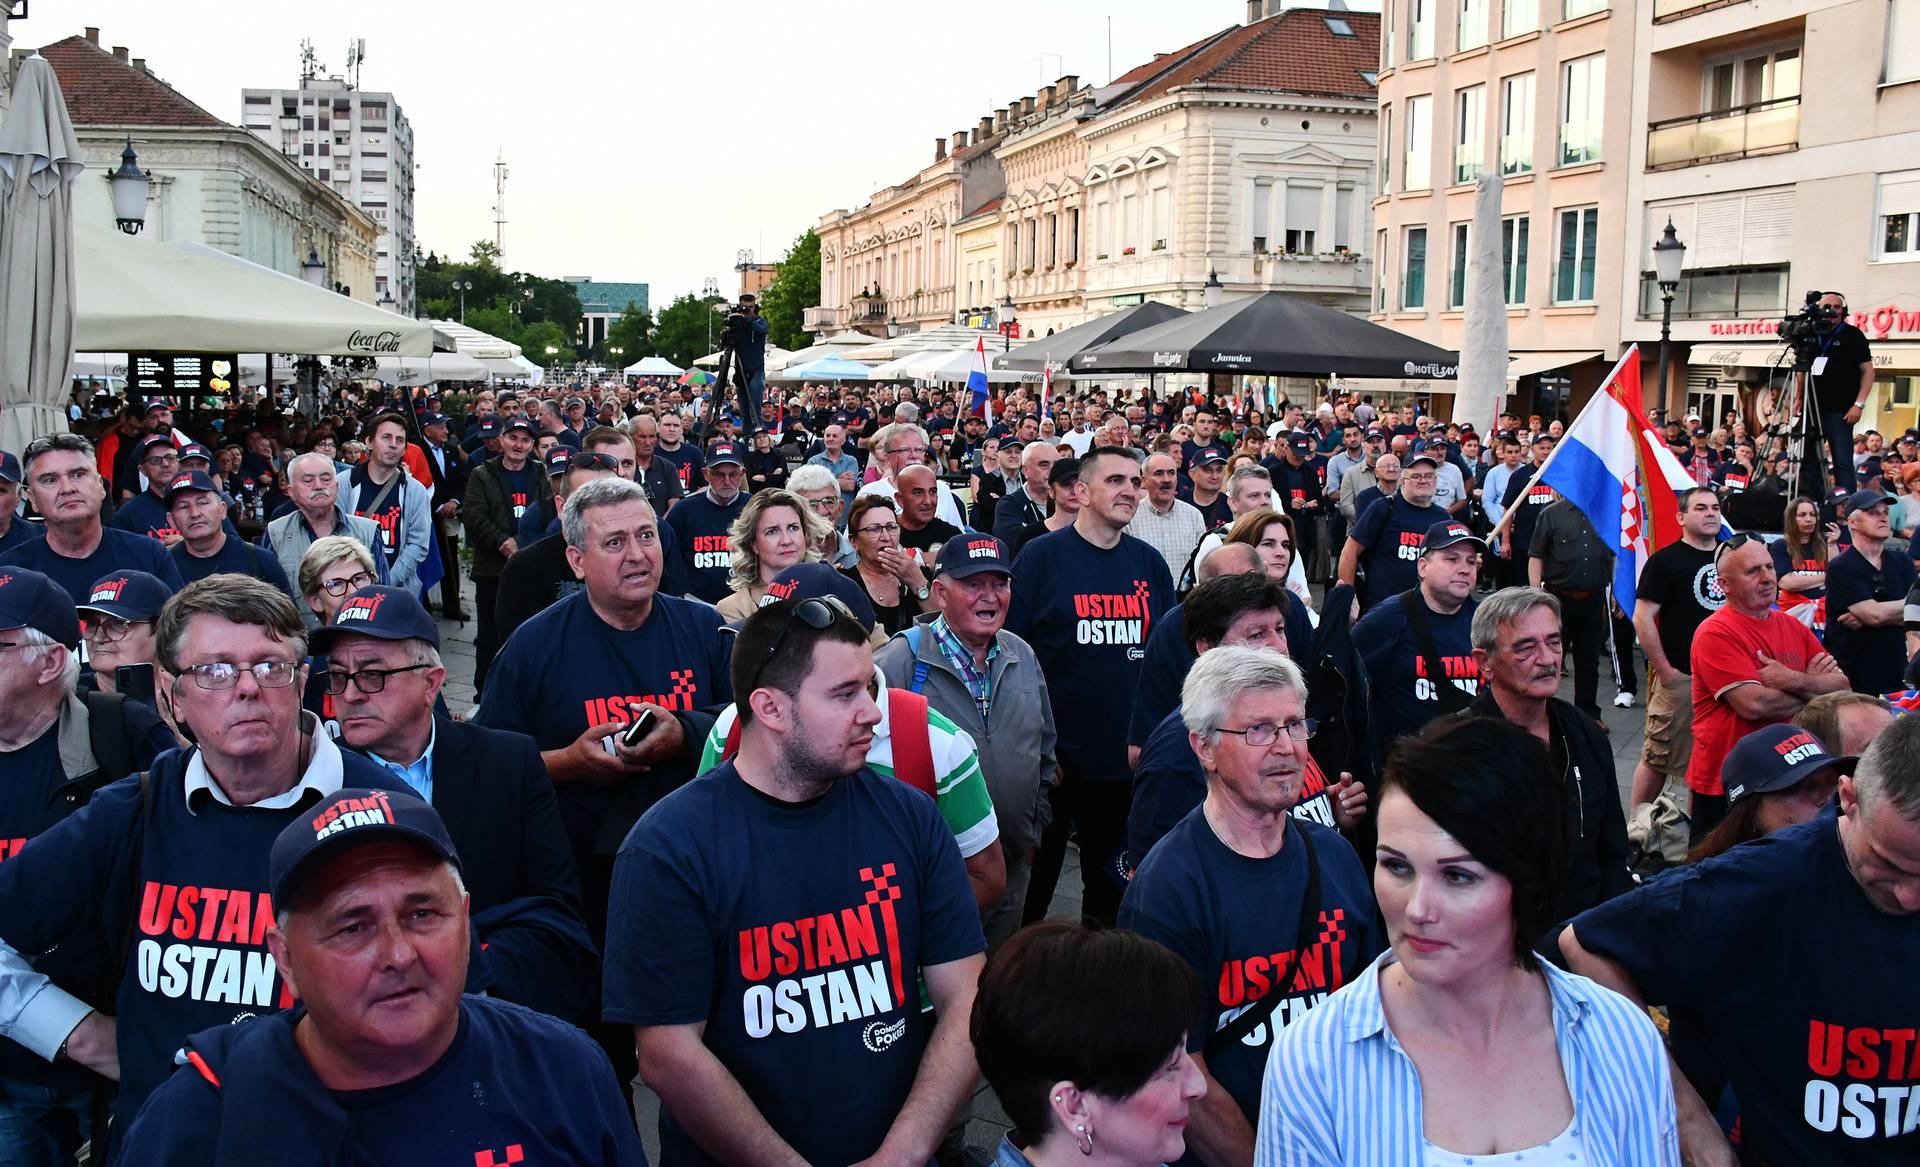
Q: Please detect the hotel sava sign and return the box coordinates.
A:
[1709,303,1920,340]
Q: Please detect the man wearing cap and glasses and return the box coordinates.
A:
[108,435,186,547]
[310,586,593,1021]
[1564,712,1920,1167]
[460,416,548,694]
[607,595,986,1167]
[1683,533,1849,840]
[1824,489,1916,695]
[1,434,183,609]
[75,570,176,708]
[0,575,407,1159]
[166,471,295,597]
[1179,447,1234,529]
[117,788,645,1164]
[0,450,34,555]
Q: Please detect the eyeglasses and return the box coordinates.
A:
[319,572,375,597]
[321,662,433,695]
[803,497,839,513]
[857,522,900,537]
[82,616,152,643]
[1213,718,1316,747]
[748,597,853,696]
[890,446,929,459]
[176,660,300,690]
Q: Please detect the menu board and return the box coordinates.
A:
[128,353,238,401]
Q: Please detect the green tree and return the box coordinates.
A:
[605,301,655,362]
[468,240,503,270]
[519,320,576,366]
[462,306,522,345]
[758,229,820,350]
[651,293,725,368]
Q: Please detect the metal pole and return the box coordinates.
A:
[1655,289,1674,416]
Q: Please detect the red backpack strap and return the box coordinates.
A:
[721,715,742,761]
[885,689,938,801]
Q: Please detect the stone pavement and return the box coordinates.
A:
[429,575,1645,1159]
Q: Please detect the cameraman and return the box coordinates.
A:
[1807,291,1876,493]
[726,293,771,433]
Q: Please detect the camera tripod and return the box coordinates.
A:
[1763,362,1833,502]
[712,337,764,433]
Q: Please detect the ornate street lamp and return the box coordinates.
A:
[1205,267,1224,310]
[1000,292,1017,353]
[1652,219,1687,412]
[300,244,328,287]
[107,139,150,234]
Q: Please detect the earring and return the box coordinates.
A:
[1075,1123,1094,1157]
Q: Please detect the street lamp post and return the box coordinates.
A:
[702,276,721,353]
[1000,292,1017,353]
[107,139,150,235]
[1205,267,1224,310]
[454,279,474,323]
[300,245,327,287]
[1652,219,1687,414]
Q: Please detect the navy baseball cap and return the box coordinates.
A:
[503,417,536,436]
[1288,431,1313,453]
[141,398,171,415]
[0,568,80,647]
[1421,519,1487,553]
[76,570,173,623]
[1860,457,1884,479]
[1194,448,1230,468]
[1405,451,1442,470]
[1365,427,1386,440]
[269,788,461,909]
[177,442,213,465]
[0,450,19,484]
[762,562,876,633]
[1722,724,1852,805]
[935,534,1014,581]
[310,585,442,653]
[476,417,502,439]
[163,469,222,504]
[707,442,745,467]
[544,446,574,477]
[1048,457,1082,488]
[419,412,450,429]
[1845,488,1890,512]
[133,434,176,461]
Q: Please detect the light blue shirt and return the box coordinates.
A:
[368,719,437,803]
[1255,952,1678,1166]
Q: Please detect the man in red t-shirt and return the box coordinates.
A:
[1688,536,1849,839]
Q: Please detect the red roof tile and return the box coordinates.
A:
[1124,10,1381,106]
[38,35,228,129]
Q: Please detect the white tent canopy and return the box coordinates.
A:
[374,353,493,385]
[625,355,684,376]
[838,324,1002,364]
[73,224,434,356]
[429,318,522,360]
[694,344,792,369]
[770,332,882,372]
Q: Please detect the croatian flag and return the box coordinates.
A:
[1531,347,1701,609]
[968,336,992,427]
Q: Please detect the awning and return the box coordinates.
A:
[1505,350,1602,379]
[1688,343,1789,369]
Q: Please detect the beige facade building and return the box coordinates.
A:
[996,77,1095,340]
[1625,0,1920,433]
[1371,0,1636,417]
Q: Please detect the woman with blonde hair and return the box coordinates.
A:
[714,488,832,624]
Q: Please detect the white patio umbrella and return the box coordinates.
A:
[625,355,684,376]
[694,344,792,369]
[373,352,493,386]
[0,54,83,451]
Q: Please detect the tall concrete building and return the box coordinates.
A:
[241,70,416,315]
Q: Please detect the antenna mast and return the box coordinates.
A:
[492,152,509,259]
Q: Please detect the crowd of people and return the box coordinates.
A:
[0,359,1915,1167]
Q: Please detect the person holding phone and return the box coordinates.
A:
[74,569,173,701]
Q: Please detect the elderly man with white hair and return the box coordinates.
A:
[857,421,968,529]
[1121,646,1384,1167]
[261,451,390,629]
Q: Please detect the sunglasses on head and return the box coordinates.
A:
[748,596,855,696]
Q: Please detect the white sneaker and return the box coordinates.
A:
[1612,692,1636,708]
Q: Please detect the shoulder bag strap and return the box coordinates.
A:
[885,689,938,800]
[83,690,136,781]
[1399,591,1473,715]
[1206,825,1320,1056]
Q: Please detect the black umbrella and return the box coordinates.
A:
[994,301,1189,372]
[1069,292,1458,380]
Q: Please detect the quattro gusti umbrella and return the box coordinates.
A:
[1069,291,1458,381]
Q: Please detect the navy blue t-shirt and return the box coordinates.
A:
[110,492,180,542]
[1127,599,1316,749]
[1119,807,1383,1139]
[1500,464,1557,562]
[603,762,985,1167]
[1348,495,1451,610]
[655,442,707,493]
[1007,526,1174,782]
[347,464,408,563]
[495,463,535,523]
[170,536,296,597]
[473,590,732,858]
[1823,546,1916,694]
[0,517,41,554]
[1570,811,1920,1165]
[1177,489,1232,530]
[0,526,185,608]
[661,489,747,603]
[1125,706,1340,872]
[119,996,648,1165]
[1351,591,1480,745]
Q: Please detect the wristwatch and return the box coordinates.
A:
[915,584,932,601]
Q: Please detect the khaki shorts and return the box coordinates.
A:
[1641,669,1693,779]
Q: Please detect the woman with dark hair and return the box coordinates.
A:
[1259,716,1678,1165]
[1772,496,1832,625]
[973,921,1207,1167]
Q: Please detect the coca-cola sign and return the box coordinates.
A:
[346,330,403,354]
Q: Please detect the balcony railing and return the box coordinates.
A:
[1647,95,1799,170]
[1653,0,1741,21]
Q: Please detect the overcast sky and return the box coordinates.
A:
[42,1,1306,307]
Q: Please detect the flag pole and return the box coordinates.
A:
[1484,348,1640,546]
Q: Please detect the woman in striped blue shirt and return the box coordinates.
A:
[1256,717,1678,1166]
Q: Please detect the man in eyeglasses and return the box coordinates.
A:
[607,594,986,1167]
[0,575,405,1159]
[858,422,967,530]
[0,568,176,1161]
[108,434,186,546]
[1119,645,1384,1167]
[311,586,592,1020]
